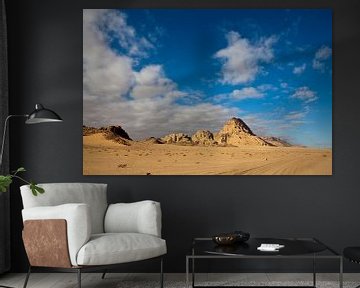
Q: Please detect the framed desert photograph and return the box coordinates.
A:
[83,9,332,175]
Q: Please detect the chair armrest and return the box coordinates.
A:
[104,200,162,237]
[22,203,91,266]
[23,219,72,268]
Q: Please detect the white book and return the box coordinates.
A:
[257,243,285,251]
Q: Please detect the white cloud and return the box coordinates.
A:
[213,86,266,103]
[257,84,278,92]
[85,98,239,140]
[83,9,240,139]
[242,113,301,139]
[214,31,277,84]
[96,9,154,58]
[131,65,179,99]
[285,106,310,120]
[291,87,318,103]
[242,105,311,142]
[312,45,332,71]
[212,93,228,103]
[315,45,332,60]
[285,111,306,120]
[280,82,288,88]
[293,63,306,75]
[312,60,323,70]
[230,87,264,100]
[83,9,136,100]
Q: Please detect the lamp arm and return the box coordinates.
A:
[0,114,28,169]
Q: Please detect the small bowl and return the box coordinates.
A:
[212,234,237,245]
[233,231,250,242]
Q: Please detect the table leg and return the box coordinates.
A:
[313,254,316,287]
[192,257,195,288]
[339,257,343,288]
[186,257,189,288]
[192,246,195,288]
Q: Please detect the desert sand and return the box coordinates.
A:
[83,133,332,175]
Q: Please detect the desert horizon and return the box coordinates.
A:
[83,117,332,175]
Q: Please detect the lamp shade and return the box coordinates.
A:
[25,104,63,124]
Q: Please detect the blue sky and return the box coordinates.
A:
[83,9,332,147]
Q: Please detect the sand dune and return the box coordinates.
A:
[83,134,332,175]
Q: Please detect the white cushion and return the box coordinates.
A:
[105,201,162,237]
[20,183,107,234]
[22,204,91,266]
[76,233,167,266]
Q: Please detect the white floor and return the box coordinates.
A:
[0,273,359,288]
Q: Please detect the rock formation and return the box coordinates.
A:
[141,137,164,144]
[83,125,132,145]
[84,117,293,148]
[260,136,292,147]
[161,133,192,145]
[214,117,271,147]
[191,130,216,146]
[106,125,132,141]
[83,125,105,136]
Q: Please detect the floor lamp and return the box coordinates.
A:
[0,103,63,167]
[0,103,62,288]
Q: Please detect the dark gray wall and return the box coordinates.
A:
[5,0,360,273]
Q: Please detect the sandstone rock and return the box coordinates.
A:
[106,126,132,140]
[260,136,292,147]
[84,118,290,148]
[161,133,192,145]
[191,130,216,146]
[215,117,271,146]
[83,125,102,136]
[83,125,132,146]
[142,137,164,144]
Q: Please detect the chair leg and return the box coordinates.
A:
[0,283,15,288]
[23,266,31,288]
[77,269,81,288]
[160,257,164,288]
[101,270,107,279]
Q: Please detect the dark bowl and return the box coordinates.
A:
[212,234,237,245]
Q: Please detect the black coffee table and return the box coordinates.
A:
[186,237,342,288]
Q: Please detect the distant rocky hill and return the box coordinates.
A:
[83,125,132,145]
[161,133,192,145]
[260,136,292,147]
[158,118,272,147]
[191,130,216,146]
[214,118,271,146]
[83,117,293,147]
[140,137,164,144]
[83,125,104,136]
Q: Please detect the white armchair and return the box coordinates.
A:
[20,183,166,288]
